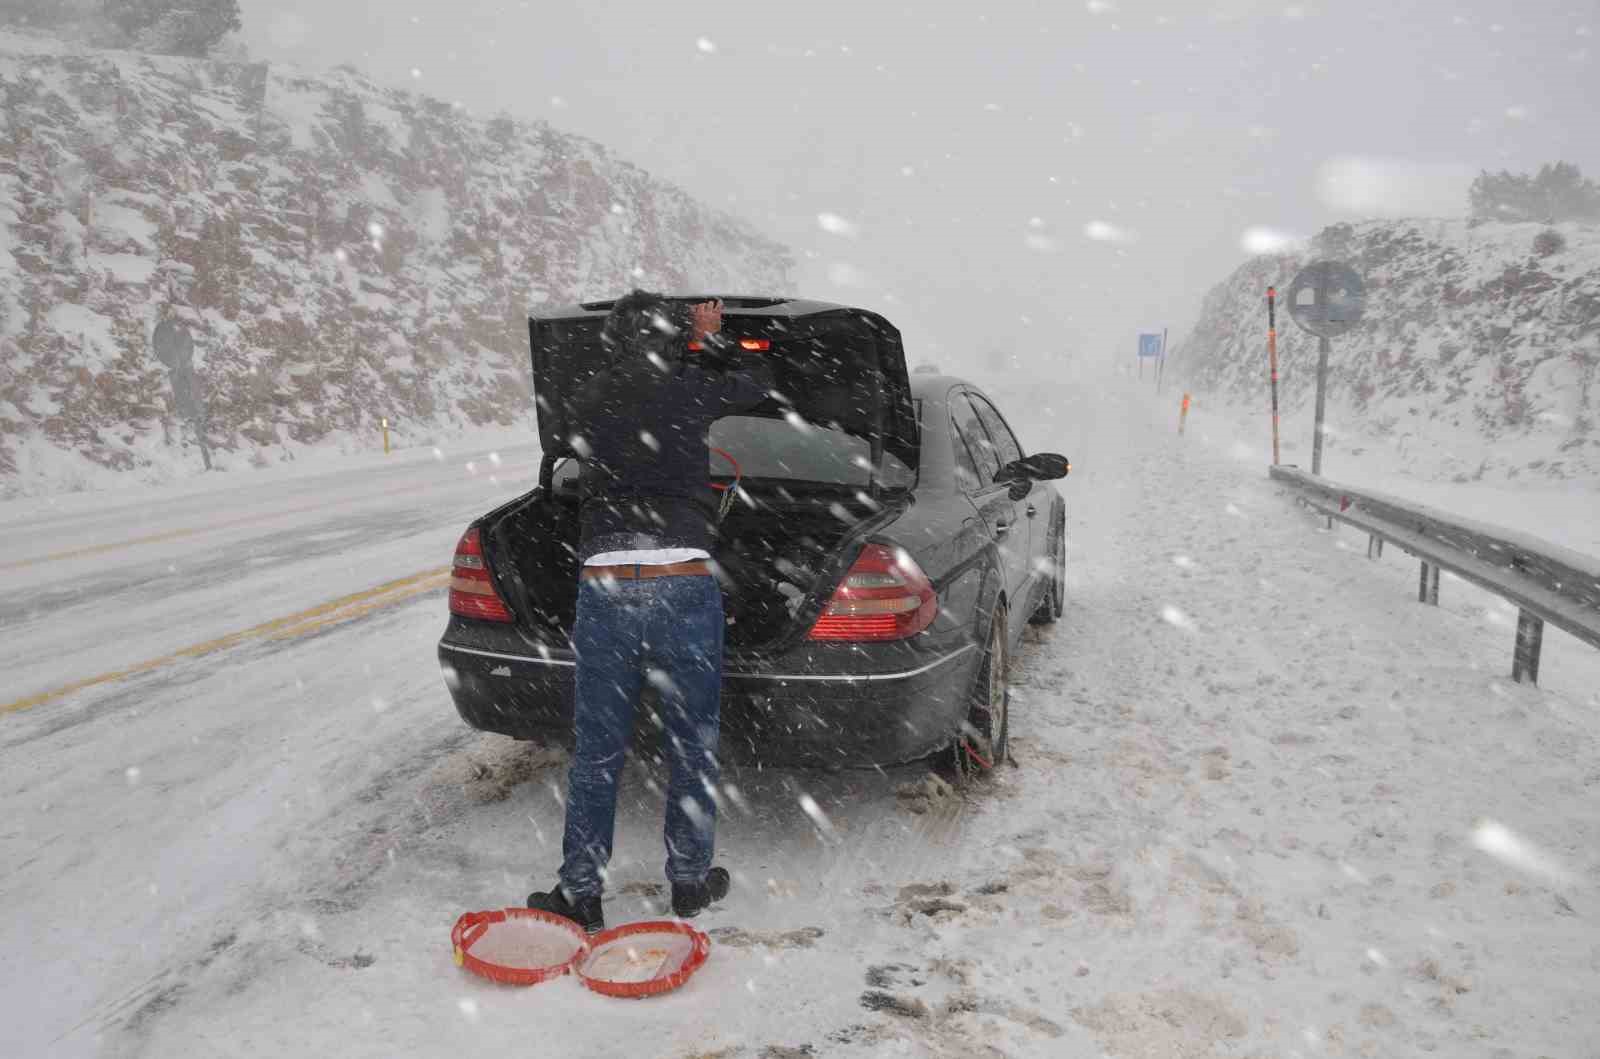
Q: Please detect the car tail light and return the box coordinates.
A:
[808,544,938,641]
[686,337,771,352]
[449,527,514,622]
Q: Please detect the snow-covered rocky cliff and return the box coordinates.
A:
[1179,219,1600,482]
[0,31,791,495]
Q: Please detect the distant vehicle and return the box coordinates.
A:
[913,362,941,374]
[437,297,1070,772]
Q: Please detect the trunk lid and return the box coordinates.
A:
[527,297,918,480]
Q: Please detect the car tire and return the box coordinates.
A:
[1030,508,1066,625]
[944,603,1010,781]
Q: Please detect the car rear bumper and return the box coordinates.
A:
[437,632,980,768]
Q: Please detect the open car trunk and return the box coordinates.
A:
[528,297,918,484]
[483,483,902,652]
[489,296,918,651]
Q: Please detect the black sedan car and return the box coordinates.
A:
[438,296,1069,771]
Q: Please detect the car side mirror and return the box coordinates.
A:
[999,453,1071,483]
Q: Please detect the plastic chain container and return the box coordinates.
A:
[451,908,591,986]
[575,921,711,999]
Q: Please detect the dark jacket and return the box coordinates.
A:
[573,292,772,563]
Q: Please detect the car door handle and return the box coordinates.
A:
[1026,504,1037,518]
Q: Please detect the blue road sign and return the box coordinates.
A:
[1137,333,1164,358]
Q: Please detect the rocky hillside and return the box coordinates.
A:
[1179,219,1600,481]
[0,31,791,495]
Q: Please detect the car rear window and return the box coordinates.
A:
[709,416,914,488]
[551,419,914,491]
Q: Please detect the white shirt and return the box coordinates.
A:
[584,548,711,567]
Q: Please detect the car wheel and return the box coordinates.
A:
[946,604,1009,780]
[1030,508,1066,625]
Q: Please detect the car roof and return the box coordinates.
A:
[910,373,975,398]
[533,295,862,320]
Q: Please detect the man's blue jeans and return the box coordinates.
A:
[559,573,723,899]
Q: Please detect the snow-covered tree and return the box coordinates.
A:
[100,0,240,57]
[0,0,68,27]
[1470,162,1600,224]
[0,0,95,34]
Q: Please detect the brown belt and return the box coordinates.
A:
[580,560,713,580]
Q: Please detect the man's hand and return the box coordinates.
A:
[690,299,724,342]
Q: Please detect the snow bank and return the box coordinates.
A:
[0,31,793,498]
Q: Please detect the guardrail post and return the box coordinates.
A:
[1512,609,1544,685]
[1367,534,1382,559]
[1418,561,1439,605]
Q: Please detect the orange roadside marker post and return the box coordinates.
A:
[1266,287,1281,465]
[1179,392,1192,434]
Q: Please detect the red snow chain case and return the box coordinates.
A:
[575,920,711,999]
[451,908,591,986]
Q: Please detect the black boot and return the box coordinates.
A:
[527,883,604,934]
[671,867,730,918]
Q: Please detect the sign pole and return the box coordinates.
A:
[1285,260,1365,477]
[195,410,213,471]
[1156,327,1168,393]
[1312,334,1330,476]
[1267,287,1281,466]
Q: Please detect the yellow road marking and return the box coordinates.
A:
[1,566,451,717]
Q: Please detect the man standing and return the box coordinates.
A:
[528,291,771,933]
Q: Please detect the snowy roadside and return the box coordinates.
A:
[1171,390,1600,557]
[12,378,1577,1057]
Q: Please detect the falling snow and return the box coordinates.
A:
[1084,219,1134,243]
[2,11,1597,1059]
[815,212,860,238]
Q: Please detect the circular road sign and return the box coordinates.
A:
[152,319,194,371]
[1286,260,1365,339]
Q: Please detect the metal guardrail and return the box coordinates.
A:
[1269,465,1600,686]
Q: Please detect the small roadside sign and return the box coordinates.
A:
[152,319,193,371]
[1137,333,1164,358]
[150,317,211,470]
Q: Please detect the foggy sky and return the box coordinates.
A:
[244,1,1597,374]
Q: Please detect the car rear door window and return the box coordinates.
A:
[951,419,982,491]
[951,392,1001,488]
[968,393,1024,470]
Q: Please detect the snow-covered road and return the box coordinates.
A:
[4,382,1598,1058]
